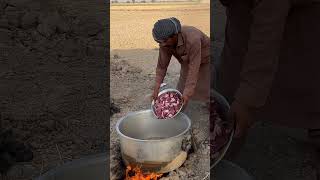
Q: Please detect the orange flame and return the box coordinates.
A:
[125,165,163,180]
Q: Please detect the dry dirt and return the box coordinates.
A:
[110,2,211,180]
[0,0,107,179]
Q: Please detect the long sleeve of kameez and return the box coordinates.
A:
[183,39,202,98]
[234,0,291,108]
[155,47,173,85]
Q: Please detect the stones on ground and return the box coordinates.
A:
[167,171,180,180]
[185,144,192,153]
[177,169,187,177]
[182,134,192,153]
[186,135,191,141]
[21,11,38,29]
[184,168,193,176]
[111,100,120,117]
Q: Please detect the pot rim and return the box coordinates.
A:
[116,109,191,142]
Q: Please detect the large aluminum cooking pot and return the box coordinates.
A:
[116,110,191,172]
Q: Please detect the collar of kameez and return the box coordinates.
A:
[177,32,184,47]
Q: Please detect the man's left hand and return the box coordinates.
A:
[182,94,190,108]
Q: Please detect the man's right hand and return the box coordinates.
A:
[228,100,254,138]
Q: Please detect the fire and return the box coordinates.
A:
[125,165,163,180]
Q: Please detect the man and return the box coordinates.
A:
[152,17,210,107]
[216,0,320,159]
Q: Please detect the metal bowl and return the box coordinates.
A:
[210,90,235,168]
[116,109,191,173]
[151,88,183,119]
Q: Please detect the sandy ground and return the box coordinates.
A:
[0,0,107,179]
[110,3,209,50]
[110,2,211,180]
[212,0,320,179]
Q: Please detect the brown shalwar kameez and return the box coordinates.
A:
[155,26,210,102]
[217,0,320,129]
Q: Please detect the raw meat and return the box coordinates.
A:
[210,97,233,157]
[153,91,182,119]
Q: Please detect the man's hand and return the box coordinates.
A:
[151,83,161,102]
[228,100,255,138]
[182,94,190,108]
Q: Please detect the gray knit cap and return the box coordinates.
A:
[152,17,181,41]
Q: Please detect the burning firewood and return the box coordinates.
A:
[125,165,163,180]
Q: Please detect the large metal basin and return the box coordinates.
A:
[116,110,191,172]
[211,90,235,168]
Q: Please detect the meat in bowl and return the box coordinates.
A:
[152,90,183,119]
